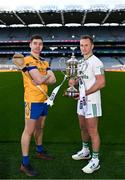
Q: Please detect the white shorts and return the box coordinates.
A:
[77,101,102,118]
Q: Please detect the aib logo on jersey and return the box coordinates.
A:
[83,97,86,106]
[79,100,83,109]
[82,74,89,79]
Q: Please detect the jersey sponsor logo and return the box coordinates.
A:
[82,74,89,79]
[83,97,86,106]
[79,100,83,109]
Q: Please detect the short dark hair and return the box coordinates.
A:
[80,35,93,44]
[30,34,43,42]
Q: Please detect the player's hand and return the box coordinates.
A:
[46,70,52,78]
[73,93,79,100]
[68,78,76,87]
[45,70,56,84]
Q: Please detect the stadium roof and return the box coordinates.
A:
[0,7,125,27]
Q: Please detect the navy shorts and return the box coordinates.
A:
[25,102,48,120]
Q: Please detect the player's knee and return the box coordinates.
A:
[24,129,34,137]
[35,126,44,132]
[80,125,87,132]
[87,127,97,137]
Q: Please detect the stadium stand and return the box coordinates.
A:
[118,56,125,64]
[0,26,125,41]
[100,56,121,69]
[0,10,124,70]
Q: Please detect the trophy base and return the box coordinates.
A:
[64,86,79,98]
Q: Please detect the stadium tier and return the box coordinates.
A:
[0,26,124,41]
[0,12,125,69]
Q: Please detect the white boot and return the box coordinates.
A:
[82,158,100,173]
[72,148,91,160]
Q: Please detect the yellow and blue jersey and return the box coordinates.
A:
[22,55,50,103]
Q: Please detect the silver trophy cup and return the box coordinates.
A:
[64,55,79,97]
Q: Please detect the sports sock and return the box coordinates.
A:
[92,152,99,159]
[22,156,29,166]
[82,141,89,149]
[37,144,43,153]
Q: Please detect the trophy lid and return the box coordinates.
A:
[66,55,78,65]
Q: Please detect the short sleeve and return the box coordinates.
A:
[24,56,38,71]
[93,59,104,75]
[45,61,51,70]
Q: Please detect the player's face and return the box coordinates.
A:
[30,39,43,55]
[80,38,94,56]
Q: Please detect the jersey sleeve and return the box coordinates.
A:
[93,59,104,75]
[24,56,38,71]
[45,61,51,71]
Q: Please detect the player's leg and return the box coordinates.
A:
[34,115,46,147]
[20,118,38,176]
[72,100,91,160]
[72,115,91,160]
[31,102,46,151]
[34,103,53,160]
[82,104,101,173]
[21,118,36,158]
[79,114,90,145]
[34,102,47,152]
[34,115,54,160]
[82,117,100,173]
[20,102,39,176]
[86,117,100,154]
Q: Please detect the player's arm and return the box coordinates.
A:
[28,68,51,85]
[12,54,54,85]
[28,68,56,85]
[85,74,105,96]
[44,70,56,85]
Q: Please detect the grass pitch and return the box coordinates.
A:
[0,71,125,179]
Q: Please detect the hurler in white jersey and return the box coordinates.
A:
[77,55,104,118]
[68,35,105,174]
